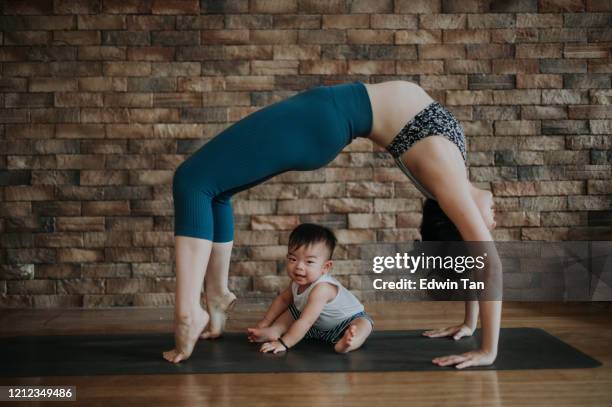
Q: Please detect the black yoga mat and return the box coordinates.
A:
[0,328,601,377]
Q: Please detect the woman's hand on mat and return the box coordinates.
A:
[432,349,496,369]
[422,324,474,340]
[260,340,287,354]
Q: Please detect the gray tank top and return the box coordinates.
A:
[394,156,436,200]
[291,274,364,331]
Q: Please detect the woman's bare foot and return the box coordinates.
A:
[200,292,237,339]
[334,325,358,353]
[246,326,279,343]
[163,307,209,363]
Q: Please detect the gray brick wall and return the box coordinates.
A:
[0,0,610,308]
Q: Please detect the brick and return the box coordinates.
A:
[468,14,516,29]
[540,59,587,74]
[517,74,563,89]
[447,90,493,105]
[419,44,465,59]
[277,199,323,214]
[492,59,539,74]
[538,181,585,195]
[0,264,35,280]
[250,0,297,13]
[322,14,369,29]
[542,212,586,226]
[468,74,513,89]
[565,44,610,59]
[379,228,421,242]
[372,14,418,29]
[492,181,537,196]
[495,120,539,136]
[273,15,321,29]
[444,29,490,44]
[298,29,346,44]
[335,229,375,244]
[251,215,300,230]
[395,30,442,44]
[324,198,372,213]
[569,196,612,210]
[493,90,541,104]
[397,60,444,75]
[520,196,568,211]
[420,14,466,29]
[151,0,199,14]
[518,136,565,150]
[497,211,541,227]
[588,180,612,194]
[348,60,395,75]
[521,106,567,120]
[490,28,539,43]
[539,0,585,12]
[33,295,82,308]
[348,29,395,44]
[273,45,320,60]
[395,0,441,13]
[516,44,563,58]
[521,227,569,240]
[348,214,395,229]
[234,230,278,246]
[253,275,290,292]
[517,13,563,27]
[57,248,104,263]
[374,198,420,213]
[421,75,467,90]
[201,29,249,45]
[57,279,104,294]
[563,74,610,89]
[300,60,346,75]
[225,76,274,91]
[249,30,298,44]
[346,182,393,198]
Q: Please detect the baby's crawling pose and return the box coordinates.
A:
[247,223,373,353]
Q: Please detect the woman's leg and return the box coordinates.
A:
[200,241,237,339]
[162,236,212,363]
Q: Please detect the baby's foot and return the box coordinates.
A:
[334,325,358,354]
[163,307,209,363]
[247,327,278,343]
[201,292,237,339]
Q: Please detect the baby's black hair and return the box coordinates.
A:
[288,223,337,260]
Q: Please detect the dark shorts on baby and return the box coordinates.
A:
[288,303,374,344]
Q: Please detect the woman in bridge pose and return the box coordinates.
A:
[163,80,501,369]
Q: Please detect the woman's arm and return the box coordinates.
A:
[403,136,503,368]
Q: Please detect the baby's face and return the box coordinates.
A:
[286,242,332,287]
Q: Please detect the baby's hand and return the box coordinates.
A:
[260,340,287,354]
[255,320,270,329]
[422,324,474,340]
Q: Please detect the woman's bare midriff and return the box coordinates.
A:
[361,80,435,147]
[361,80,496,230]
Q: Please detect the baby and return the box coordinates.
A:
[247,223,373,353]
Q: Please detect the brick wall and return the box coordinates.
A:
[0,0,610,308]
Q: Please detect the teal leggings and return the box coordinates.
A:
[172,82,373,241]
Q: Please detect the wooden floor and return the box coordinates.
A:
[1,302,611,406]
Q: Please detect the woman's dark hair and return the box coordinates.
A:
[420,199,463,241]
[288,223,337,260]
